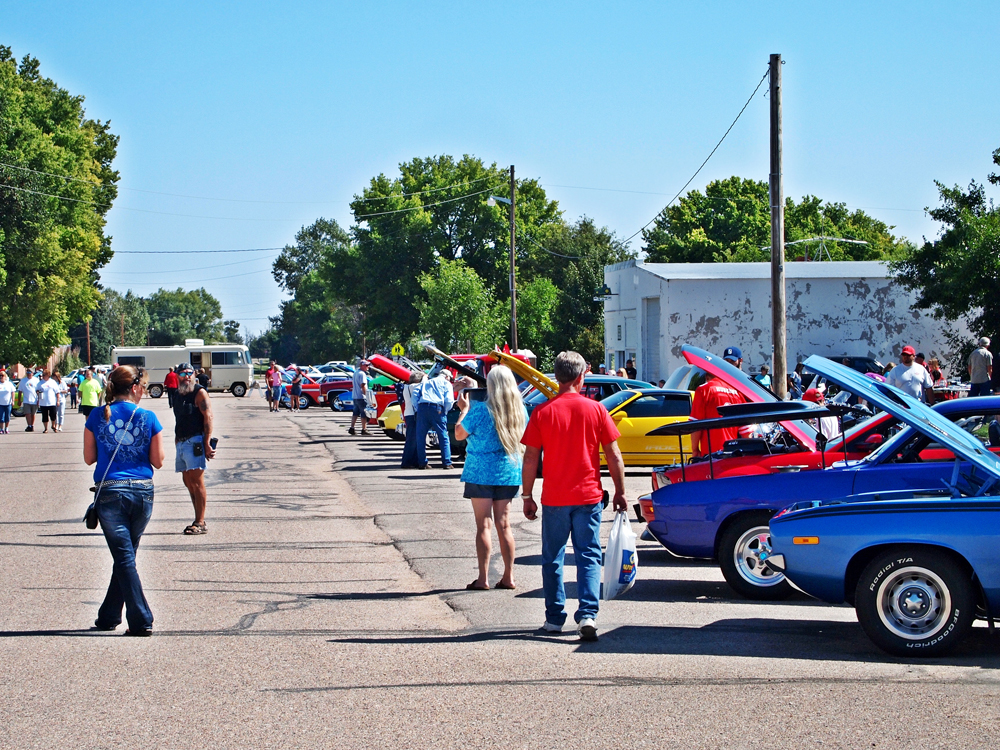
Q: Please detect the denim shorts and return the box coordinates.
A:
[175,435,207,472]
[463,483,520,500]
[352,399,365,417]
[0,404,11,422]
[270,386,281,401]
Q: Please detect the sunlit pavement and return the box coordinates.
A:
[2,394,999,748]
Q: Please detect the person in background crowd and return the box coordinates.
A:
[787,363,804,400]
[400,372,426,469]
[802,387,840,439]
[968,337,993,398]
[927,358,946,386]
[268,363,283,413]
[163,366,179,408]
[690,347,746,456]
[348,360,370,435]
[915,353,927,368]
[17,367,39,432]
[265,360,278,412]
[887,345,933,402]
[79,368,103,418]
[414,368,456,469]
[616,368,627,378]
[657,379,666,387]
[69,374,79,409]
[0,370,14,434]
[54,372,68,432]
[754,365,771,388]
[520,350,627,642]
[173,363,215,535]
[196,368,210,389]
[597,364,607,374]
[36,369,61,434]
[624,359,637,379]
[455,365,527,591]
[84,365,164,636]
[882,362,895,376]
[290,367,303,413]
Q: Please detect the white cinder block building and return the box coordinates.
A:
[603,260,963,383]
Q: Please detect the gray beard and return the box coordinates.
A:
[177,380,195,395]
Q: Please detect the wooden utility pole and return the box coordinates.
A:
[85,321,91,365]
[509,165,518,352]
[120,313,125,346]
[769,53,788,399]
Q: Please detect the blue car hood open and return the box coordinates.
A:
[804,355,1000,482]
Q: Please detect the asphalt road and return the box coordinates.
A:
[2,393,999,749]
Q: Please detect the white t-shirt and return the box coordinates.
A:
[0,380,15,406]
[17,376,39,404]
[36,379,63,407]
[402,383,417,417]
[887,363,933,401]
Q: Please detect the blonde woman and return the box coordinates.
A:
[455,365,528,591]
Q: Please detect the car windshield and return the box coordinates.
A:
[600,390,636,412]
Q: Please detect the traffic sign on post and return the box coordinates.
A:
[391,343,405,357]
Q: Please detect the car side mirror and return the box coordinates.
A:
[612,412,626,423]
[861,433,885,452]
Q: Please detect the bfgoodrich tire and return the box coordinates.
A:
[855,548,974,657]
[718,511,794,600]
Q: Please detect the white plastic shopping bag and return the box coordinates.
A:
[603,511,638,600]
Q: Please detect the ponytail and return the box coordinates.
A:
[102,365,142,421]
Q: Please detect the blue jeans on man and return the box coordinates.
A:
[970,381,993,398]
[416,402,451,468]
[541,501,603,627]
[401,414,419,467]
[95,487,154,632]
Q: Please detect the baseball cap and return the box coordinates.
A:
[723,346,742,362]
[359,359,370,366]
[802,387,824,403]
[901,345,916,356]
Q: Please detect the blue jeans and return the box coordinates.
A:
[970,381,993,398]
[541,502,603,626]
[401,414,419,467]
[96,487,154,631]
[416,403,451,467]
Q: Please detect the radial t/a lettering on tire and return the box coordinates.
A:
[854,548,974,657]
[718,511,793,600]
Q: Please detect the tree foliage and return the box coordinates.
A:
[0,47,119,364]
[417,259,505,353]
[642,176,912,263]
[146,288,224,346]
[324,155,562,347]
[87,289,150,361]
[891,149,1000,363]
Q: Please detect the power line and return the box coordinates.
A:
[522,234,581,259]
[355,188,496,219]
[621,68,771,247]
[101,255,276,274]
[114,247,282,254]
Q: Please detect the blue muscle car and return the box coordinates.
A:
[647,363,1000,601]
[766,356,1000,656]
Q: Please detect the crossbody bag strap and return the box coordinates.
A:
[94,404,139,505]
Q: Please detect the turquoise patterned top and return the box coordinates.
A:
[459,400,526,487]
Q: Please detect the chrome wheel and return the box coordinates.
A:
[732,525,785,588]
[876,566,950,641]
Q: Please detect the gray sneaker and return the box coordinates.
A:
[577,617,598,641]
[541,621,562,633]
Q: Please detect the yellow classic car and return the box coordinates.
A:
[489,350,692,467]
[378,403,405,440]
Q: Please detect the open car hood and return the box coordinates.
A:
[488,349,560,399]
[804,355,1000,482]
[423,344,487,386]
[682,345,816,450]
[647,402,836,437]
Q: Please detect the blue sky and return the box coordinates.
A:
[6,2,999,337]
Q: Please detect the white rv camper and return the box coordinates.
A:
[110,339,254,397]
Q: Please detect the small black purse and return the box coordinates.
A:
[84,406,137,529]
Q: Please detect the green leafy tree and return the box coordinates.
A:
[891,149,1000,366]
[86,289,150,361]
[0,47,119,364]
[642,176,911,263]
[417,259,505,352]
[145,288,224,345]
[223,320,243,344]
[324,155,562,346]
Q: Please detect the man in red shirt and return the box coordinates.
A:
[521,351,627,642]
[690,346,747,457]
[163,366,179,408]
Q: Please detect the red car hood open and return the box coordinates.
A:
[682,345,816,451]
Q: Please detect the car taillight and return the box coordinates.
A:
[652,470,672,491]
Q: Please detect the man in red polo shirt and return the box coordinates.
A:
[690,346,747,457]
[521,350,627,642]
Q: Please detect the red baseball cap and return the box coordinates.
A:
[802,388,824,403]
[901,345,916,356]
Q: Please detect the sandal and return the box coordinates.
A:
[183,523,208,535]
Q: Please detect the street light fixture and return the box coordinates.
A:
[486,165,518,351]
